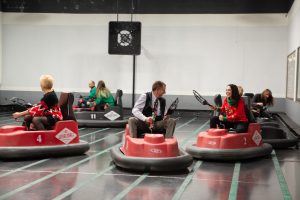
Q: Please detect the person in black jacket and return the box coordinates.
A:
[128,81,176,138]
[252,89,274,118]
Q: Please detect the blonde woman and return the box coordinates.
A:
[13,75,62,130]
[94,80,115,111]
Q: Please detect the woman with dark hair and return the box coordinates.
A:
[94,80,115,110]
[252,89,274,118]
[210,84,249,133]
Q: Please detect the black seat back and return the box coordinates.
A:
[244,93,254,100]
[59,93,76,121]
[114,89,123,107]
[213,94,222,116]
[242,96,256,123]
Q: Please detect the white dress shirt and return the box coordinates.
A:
[132,92,163,121]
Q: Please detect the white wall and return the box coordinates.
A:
[1,13,288,98]
[286,0,300,125]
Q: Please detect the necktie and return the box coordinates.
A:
[153,98,158,116]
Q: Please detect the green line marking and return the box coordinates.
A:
[228,162,241,200]
[52,165,116,200]
[0,143,121,200]
[181,120,210,146]
[89,130,124,144]
[172,161,202,200]
[0,159,48,178]
[271,151,292,200]
[80,128,110,138]
[112,173,149,200]
[170,120,209,199]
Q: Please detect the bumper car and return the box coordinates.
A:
[0,93,90,160]
[244,93,299,149]
[110,98,193,171]
[74,89,127,127]
[186,123,272,161]
[187,91,272,161]
[110,125,193,172]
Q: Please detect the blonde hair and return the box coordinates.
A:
[40,75,54,90]
[238,86,244,97]
[96,80,110,98]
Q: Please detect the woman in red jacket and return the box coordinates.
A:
[210,84,248,133]
[12,75,63,130]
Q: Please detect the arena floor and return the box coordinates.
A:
[0,111,299,200]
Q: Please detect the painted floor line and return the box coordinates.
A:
[271,151,292,200]
[112,173,149,200]
[228,162,241,200]
[172,161,202,200]
[52,165,116,200]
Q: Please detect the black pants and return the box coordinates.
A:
[210,116,249,133]
[24,115,53,130]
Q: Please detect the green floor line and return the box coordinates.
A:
[89,130,124,144]
[112,173,149,200]
[172,161,202,200]
[181,120,210,146]
[271,151,292,200]
[228,162,241,200]
[79,128,110,138]
[52,165,116,200]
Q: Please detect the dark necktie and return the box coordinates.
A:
[153,98,158,116]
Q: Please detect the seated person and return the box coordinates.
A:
[238,85,244,97]
[12,75,63,130]
[210,84,249,133]
[78,80,96,108]
[128,81,176,138]
[252,89,274,118]
[93,80,115,111]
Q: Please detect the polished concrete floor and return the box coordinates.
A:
[0,111,299,200]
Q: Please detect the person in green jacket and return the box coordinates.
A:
[78,80,97,108]
[94,80,115,111]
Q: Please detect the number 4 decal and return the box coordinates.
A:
[37,135,42,143]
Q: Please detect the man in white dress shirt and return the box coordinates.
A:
[128,81,176,138]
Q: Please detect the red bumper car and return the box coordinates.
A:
[0,120,89,159]
[0,93,89,160]
[110,125,193,172]
[186,123,272,161]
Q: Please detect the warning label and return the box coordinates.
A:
[56,128,77,144]
[252,130,262,146]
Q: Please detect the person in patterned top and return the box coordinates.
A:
[12,75,63,130]
[210,84,248,133]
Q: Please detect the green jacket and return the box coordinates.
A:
[84,87,96,101]
[95,91,115,107]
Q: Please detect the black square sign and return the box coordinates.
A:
[108,21,141,55]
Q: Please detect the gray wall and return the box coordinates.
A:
[0,90,286,112]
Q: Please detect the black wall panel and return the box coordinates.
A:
[1,0,295,14]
